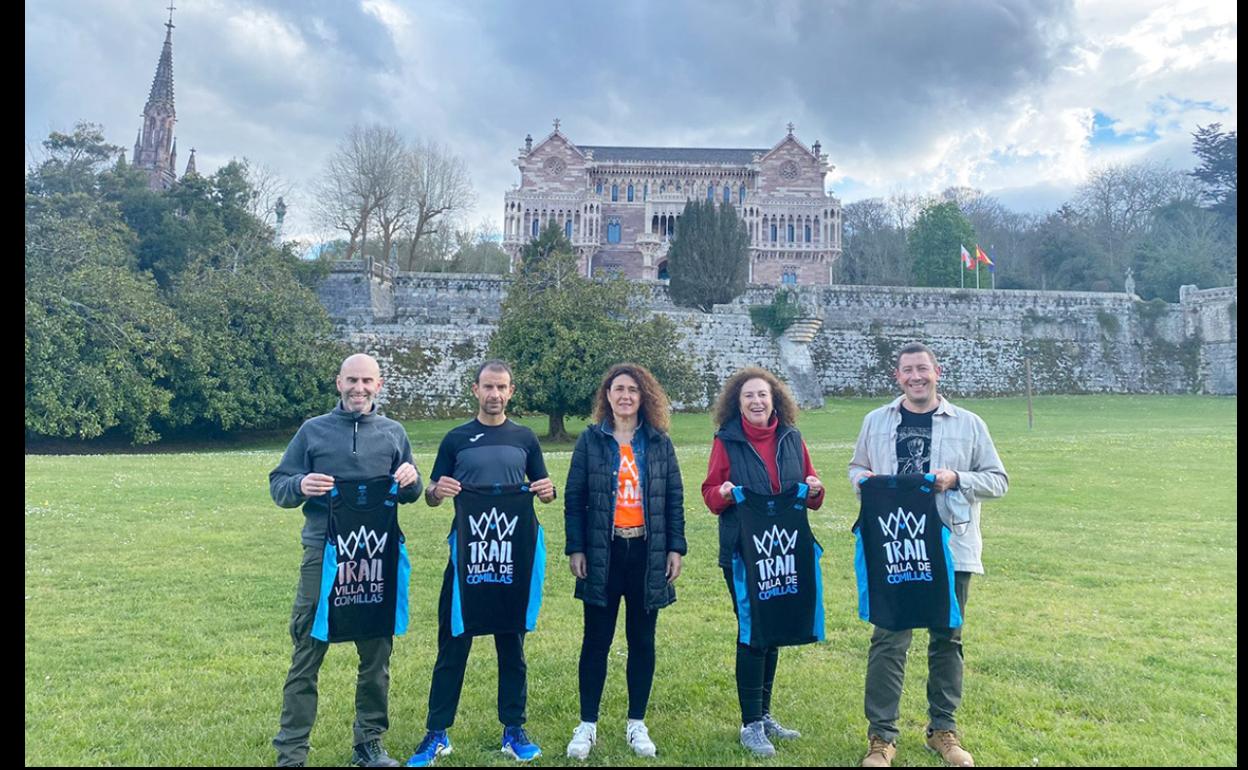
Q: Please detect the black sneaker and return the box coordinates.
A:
[353,738,401,768]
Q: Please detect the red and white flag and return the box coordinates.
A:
[960,244,973,269]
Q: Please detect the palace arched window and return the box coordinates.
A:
[532,218,539,238]
[707,184,715,201]
[566,219,573,238]
[607,218,621,244]
[627,184,634,202]
[788,223,795,243]
[724,184,731,203]
[805,224,812,243]
[739,184,746,204]
[771,223,778,242]
[611,184,619,202]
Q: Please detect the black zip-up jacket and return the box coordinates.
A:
[269,402,422,546]
[714,418,806,568]
[564,420,688,611]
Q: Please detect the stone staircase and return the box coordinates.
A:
[784,317,824,344]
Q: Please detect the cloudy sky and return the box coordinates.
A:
[25,0,1237,240]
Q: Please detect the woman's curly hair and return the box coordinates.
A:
[591,362,672,433]
[710,366,799,429]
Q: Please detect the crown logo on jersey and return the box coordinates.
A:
[338,526,388,559]
[752,526,798,558]
[469,507,518,540]
[878,508,926,540]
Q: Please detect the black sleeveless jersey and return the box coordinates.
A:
[853,473,962,631]
[730,483,825,649]
[312,477,410,642]
[449,484,546,637]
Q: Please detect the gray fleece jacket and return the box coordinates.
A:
[269,403,422,546]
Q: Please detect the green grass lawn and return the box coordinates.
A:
[25,395,1237,766]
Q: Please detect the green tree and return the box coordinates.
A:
[488,249,696,440]
[165,255,344,433]
[26,121,122,197]
[25,124,343,444]
[1190,123,1237,222]
[667,199,750,311]
[518,221,574,276]
[1029,206,1110,291]
[908,201,977,287]
[25,201,185,443]
[1132,201,1228,301]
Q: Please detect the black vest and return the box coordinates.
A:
[853,474,962,631]
[716,419,807,568]
[729,483,825,648]
[449,485,545,637]
[312,477,409,643]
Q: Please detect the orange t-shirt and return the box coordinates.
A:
[614,444,644,528]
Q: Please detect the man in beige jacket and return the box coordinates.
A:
[849,342,1008,768]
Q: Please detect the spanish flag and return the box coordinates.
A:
[975,245,993,268]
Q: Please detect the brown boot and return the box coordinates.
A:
[861,735,896,768]
[926,729,974,767]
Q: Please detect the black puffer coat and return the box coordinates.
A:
[564,420,687,611]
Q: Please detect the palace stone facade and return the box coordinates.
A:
[502,122,842,284]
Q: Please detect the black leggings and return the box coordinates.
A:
[578,537,659,721]
[723,567,779,725]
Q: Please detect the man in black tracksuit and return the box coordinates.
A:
[406,360,556,766]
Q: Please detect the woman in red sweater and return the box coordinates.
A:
[701,367,825,757]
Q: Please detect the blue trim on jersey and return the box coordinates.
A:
[449,531,465,637]
[311,542,338,642]
[731,552,753,645]
[796,482,809,499]
[395,539,411,636]
[731,486,746,504]
[942,527,963,628]
[812,541,826,641]
[526,525,546,631]
[853,530,870,623]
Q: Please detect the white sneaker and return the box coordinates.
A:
[626,720,657,758]
[566,722,596,760]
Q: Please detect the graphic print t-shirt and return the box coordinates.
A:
[896,406,936,475]
[614,444,643,528]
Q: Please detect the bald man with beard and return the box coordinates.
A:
[269,354,423,768]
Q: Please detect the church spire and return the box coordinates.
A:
[134,4,179,190]
[145,6,176,112]
[184,148,197,177]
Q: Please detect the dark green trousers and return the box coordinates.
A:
[273,545,394,766]
[864,571,971,743]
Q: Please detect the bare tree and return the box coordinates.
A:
[241,159,294,228]
[1073,161,1203,276]
[399,140,475,271]
[885,190,935,232]
[841,198,911,285]
[313,124,406,261]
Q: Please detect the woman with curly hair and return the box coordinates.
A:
[563,363,688,760]
[701,366,825,757]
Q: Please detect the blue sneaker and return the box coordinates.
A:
[405,730,452,767]
[501,726,542,762]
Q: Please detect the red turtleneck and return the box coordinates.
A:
[701,414,825,514]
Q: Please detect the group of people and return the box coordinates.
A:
[268,342,1008,768]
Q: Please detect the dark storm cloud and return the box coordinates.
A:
[453,0,1079,156]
